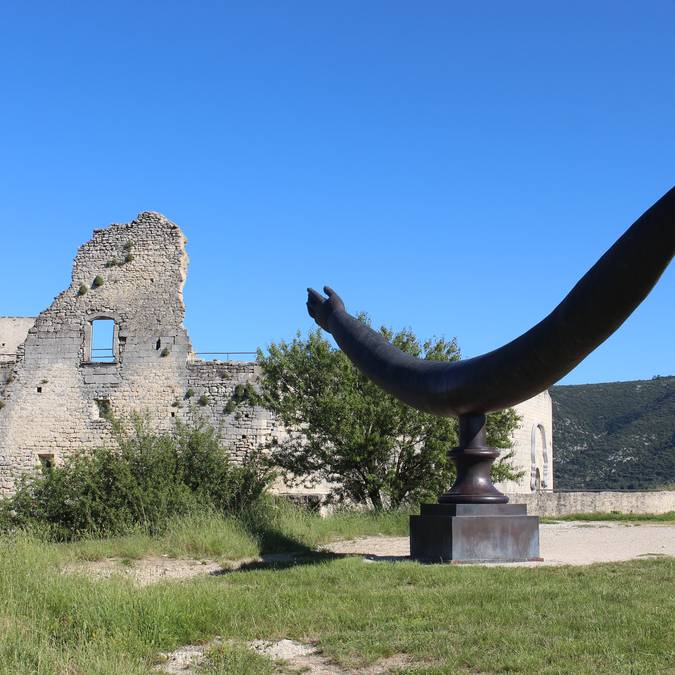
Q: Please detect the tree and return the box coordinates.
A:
[256,320,522,509]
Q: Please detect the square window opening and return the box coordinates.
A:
[90,319,116,362]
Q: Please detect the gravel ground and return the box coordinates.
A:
[64,522,675,587]
[323,521,675,566]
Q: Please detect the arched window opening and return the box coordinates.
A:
[537,424,549,489]
[530,422,549,492]
[88,318,117,363]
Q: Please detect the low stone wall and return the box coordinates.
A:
[507,491,675,516]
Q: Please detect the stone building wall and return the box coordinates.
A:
[0,213,274,495]
[0,317,35,364]
[183,360,279,461]
[495,390,554,494]
[0,210,554,498]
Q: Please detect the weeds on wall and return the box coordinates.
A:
[92,276,104,289]
[198,394,210,406]
[0,401,5,411]
[225,383,257,414]
[78,284,89,296]
[0,417,272,540]
[185,388,195,399]
[160,347,170,357]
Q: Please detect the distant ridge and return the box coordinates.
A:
[551,376,675,490]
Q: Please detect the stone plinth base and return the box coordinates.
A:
[410,503,540,563]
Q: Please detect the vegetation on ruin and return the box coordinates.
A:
[77,283,88,295]
[92,275,104,288]
[224,382,256,414]
[256,323,523,509]
[552,375,675,490]
[0,505,672,673]
[0,419,271,541]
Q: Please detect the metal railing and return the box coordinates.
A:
[90,348,116,362]
[194,351,257,360]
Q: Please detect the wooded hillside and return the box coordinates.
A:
[551,376,675,490]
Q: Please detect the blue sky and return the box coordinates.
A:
[1,2,673,385]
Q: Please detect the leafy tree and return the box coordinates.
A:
[256,321,522,509]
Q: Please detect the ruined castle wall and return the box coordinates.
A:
[0,211,555,499]
[0,213,193,494]
[183,360,279,461]
[0,213,287,496]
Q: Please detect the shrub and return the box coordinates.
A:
[160,347,170,357]
[124,253,135,264]
[92,275,104,288]
[198,394,210,406]
[0,401,5,410]
[185,388,195,399]
[123,240,134,251]
[78,284,89,296]
[104,259,119,268]
[0,419,272,540]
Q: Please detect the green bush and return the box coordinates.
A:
[0,419,272,541]
[78,283,88,296]
[198,394,210,406]
[92,275,104,288]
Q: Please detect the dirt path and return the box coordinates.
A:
[323,521,675,565]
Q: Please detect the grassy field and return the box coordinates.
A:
[1,504,673,674]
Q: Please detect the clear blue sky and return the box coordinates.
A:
[1,2,673,385]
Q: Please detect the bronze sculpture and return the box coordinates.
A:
[306,187,674,560]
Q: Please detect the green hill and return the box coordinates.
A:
[551,376,675,490]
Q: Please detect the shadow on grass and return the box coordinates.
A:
[210,550,345,576]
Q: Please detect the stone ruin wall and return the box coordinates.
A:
[0,210,553,497]
[0,213,275,495]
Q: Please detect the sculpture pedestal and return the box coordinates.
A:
[410,503,540,563]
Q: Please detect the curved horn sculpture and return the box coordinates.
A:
[307,188,674,416]
[306,187,674,504]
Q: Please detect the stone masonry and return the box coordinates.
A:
[0,213,278,495]
[0,212,552,496]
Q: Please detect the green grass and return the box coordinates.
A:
[0,503,673,673]
[63,499,411,562]
[541,511,675,524]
